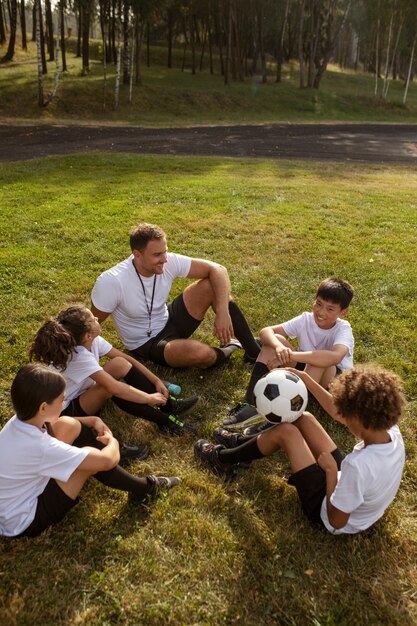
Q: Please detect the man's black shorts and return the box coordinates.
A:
[130,293,201,366]
[288,448,345,526]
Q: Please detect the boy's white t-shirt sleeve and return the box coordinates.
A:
[280,314,304,339]
[333,322,354,349]
[330,457,365,513]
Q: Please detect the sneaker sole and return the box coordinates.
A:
[222,413,265,430]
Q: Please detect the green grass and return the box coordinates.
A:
[1,38,417,124]
[0,153,417,625]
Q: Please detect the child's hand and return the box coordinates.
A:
[96,431,116,447]
[93,416,112,437]
[155,379,170,399]
[317,451,338,473]
[147,392,167,406]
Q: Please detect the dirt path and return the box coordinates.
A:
[1,122,416,164]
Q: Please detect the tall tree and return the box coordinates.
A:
[20,0,27,49]
[0,0,16,62]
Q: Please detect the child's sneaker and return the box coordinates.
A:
[128,475,181,505]
[169,395,199,416]
[243,420,274,436]
[213,428,252,469]
[194,439,238,482]
[159,415,198,436]
[222,403,263,429]
[119,442,150,467]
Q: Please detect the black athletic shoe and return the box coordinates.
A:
[194,439,238,482]
[213,428,252,469]
[213,427,241,448]
[128,475,181,505]
[243,420,274,436]
[119,442,150,467]
[243,337,262,363]
[169,395,199,417]
[222,403,263,429]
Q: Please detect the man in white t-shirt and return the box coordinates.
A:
[223,276,354,430]
[91,223,260,369]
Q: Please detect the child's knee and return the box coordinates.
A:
[104,356,131,378]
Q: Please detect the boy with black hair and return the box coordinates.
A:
[195,366,406,535]
[224,276,354,431]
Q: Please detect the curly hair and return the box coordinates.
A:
[330,366,406,430]
[129,223,166,252]
[29,305,94,370]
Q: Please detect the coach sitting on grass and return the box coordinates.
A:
[91,223,260,369]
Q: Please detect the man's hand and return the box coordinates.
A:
[214,310,234,346]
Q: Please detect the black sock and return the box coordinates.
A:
[72,424,152,497]
[245,362,269,404]
[112,395,179,430]
[228,301,260,359]
[218,436,265,465]
[123,364,155,394]
[212,347,228,367]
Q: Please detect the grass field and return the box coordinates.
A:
[1,37,417,125]
[0,153,417,625]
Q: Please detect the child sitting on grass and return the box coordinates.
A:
[30,305,199,440]
[196,366,405,535]
[224,276,354,432]
[0,364,181,538]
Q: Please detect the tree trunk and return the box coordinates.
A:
[31,1,36,41]
[276,0,290,83]
[39,0,47,73]
[134,11,142,84]
[20,0,26,49]
[44,0,54,61]
[0,1,6,44]
[403,34,416,104]
[167,7,173,68]
[82,0,90,74]
[35,0,44,105]
[1,0,16,62]
[224,0,232,84]
[60,0,67,71]
[298,0,305,88]
[44,8,60,106]
[382,9,394,99]
[122,0,130,84]
[190,12,196,74]
[76,8,82,57]
[114,16,121,109]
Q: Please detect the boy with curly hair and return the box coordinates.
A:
[195,366,406,534]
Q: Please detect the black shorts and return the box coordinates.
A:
[288,448,345,526]
[130,292,201,366]
[295,363,343,376]
[61,395,89,418]
[17,479,78,538]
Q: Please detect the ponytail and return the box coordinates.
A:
[29,305,93,370]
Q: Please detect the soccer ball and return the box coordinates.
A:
[253,370,308,424]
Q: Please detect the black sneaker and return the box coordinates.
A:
[243,420,274,436]
[213,428,252,469]
[128,475,181,505]
[243,338,262,363]
[213,428,241,448]
[194,439,238,482]
[119,442,150,467]
[222,403,263,429]
[169,395,199,417]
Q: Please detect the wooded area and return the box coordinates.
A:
[1,0,416,107]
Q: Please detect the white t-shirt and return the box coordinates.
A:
[0,416,89,537]
[91,253,192,350]
[320,425,405,535]
[281,312,354,370]
[50,336,112,409]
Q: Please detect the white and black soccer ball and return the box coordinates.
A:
[253,370,308,424]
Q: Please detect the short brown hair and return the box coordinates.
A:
[129,223,166,252]
[316,276,354,310]
[330,366,406,430]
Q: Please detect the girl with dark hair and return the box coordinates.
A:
[0,365,181,538]
[29,305,198,436]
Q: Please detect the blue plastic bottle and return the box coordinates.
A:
[162,381,181,397]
